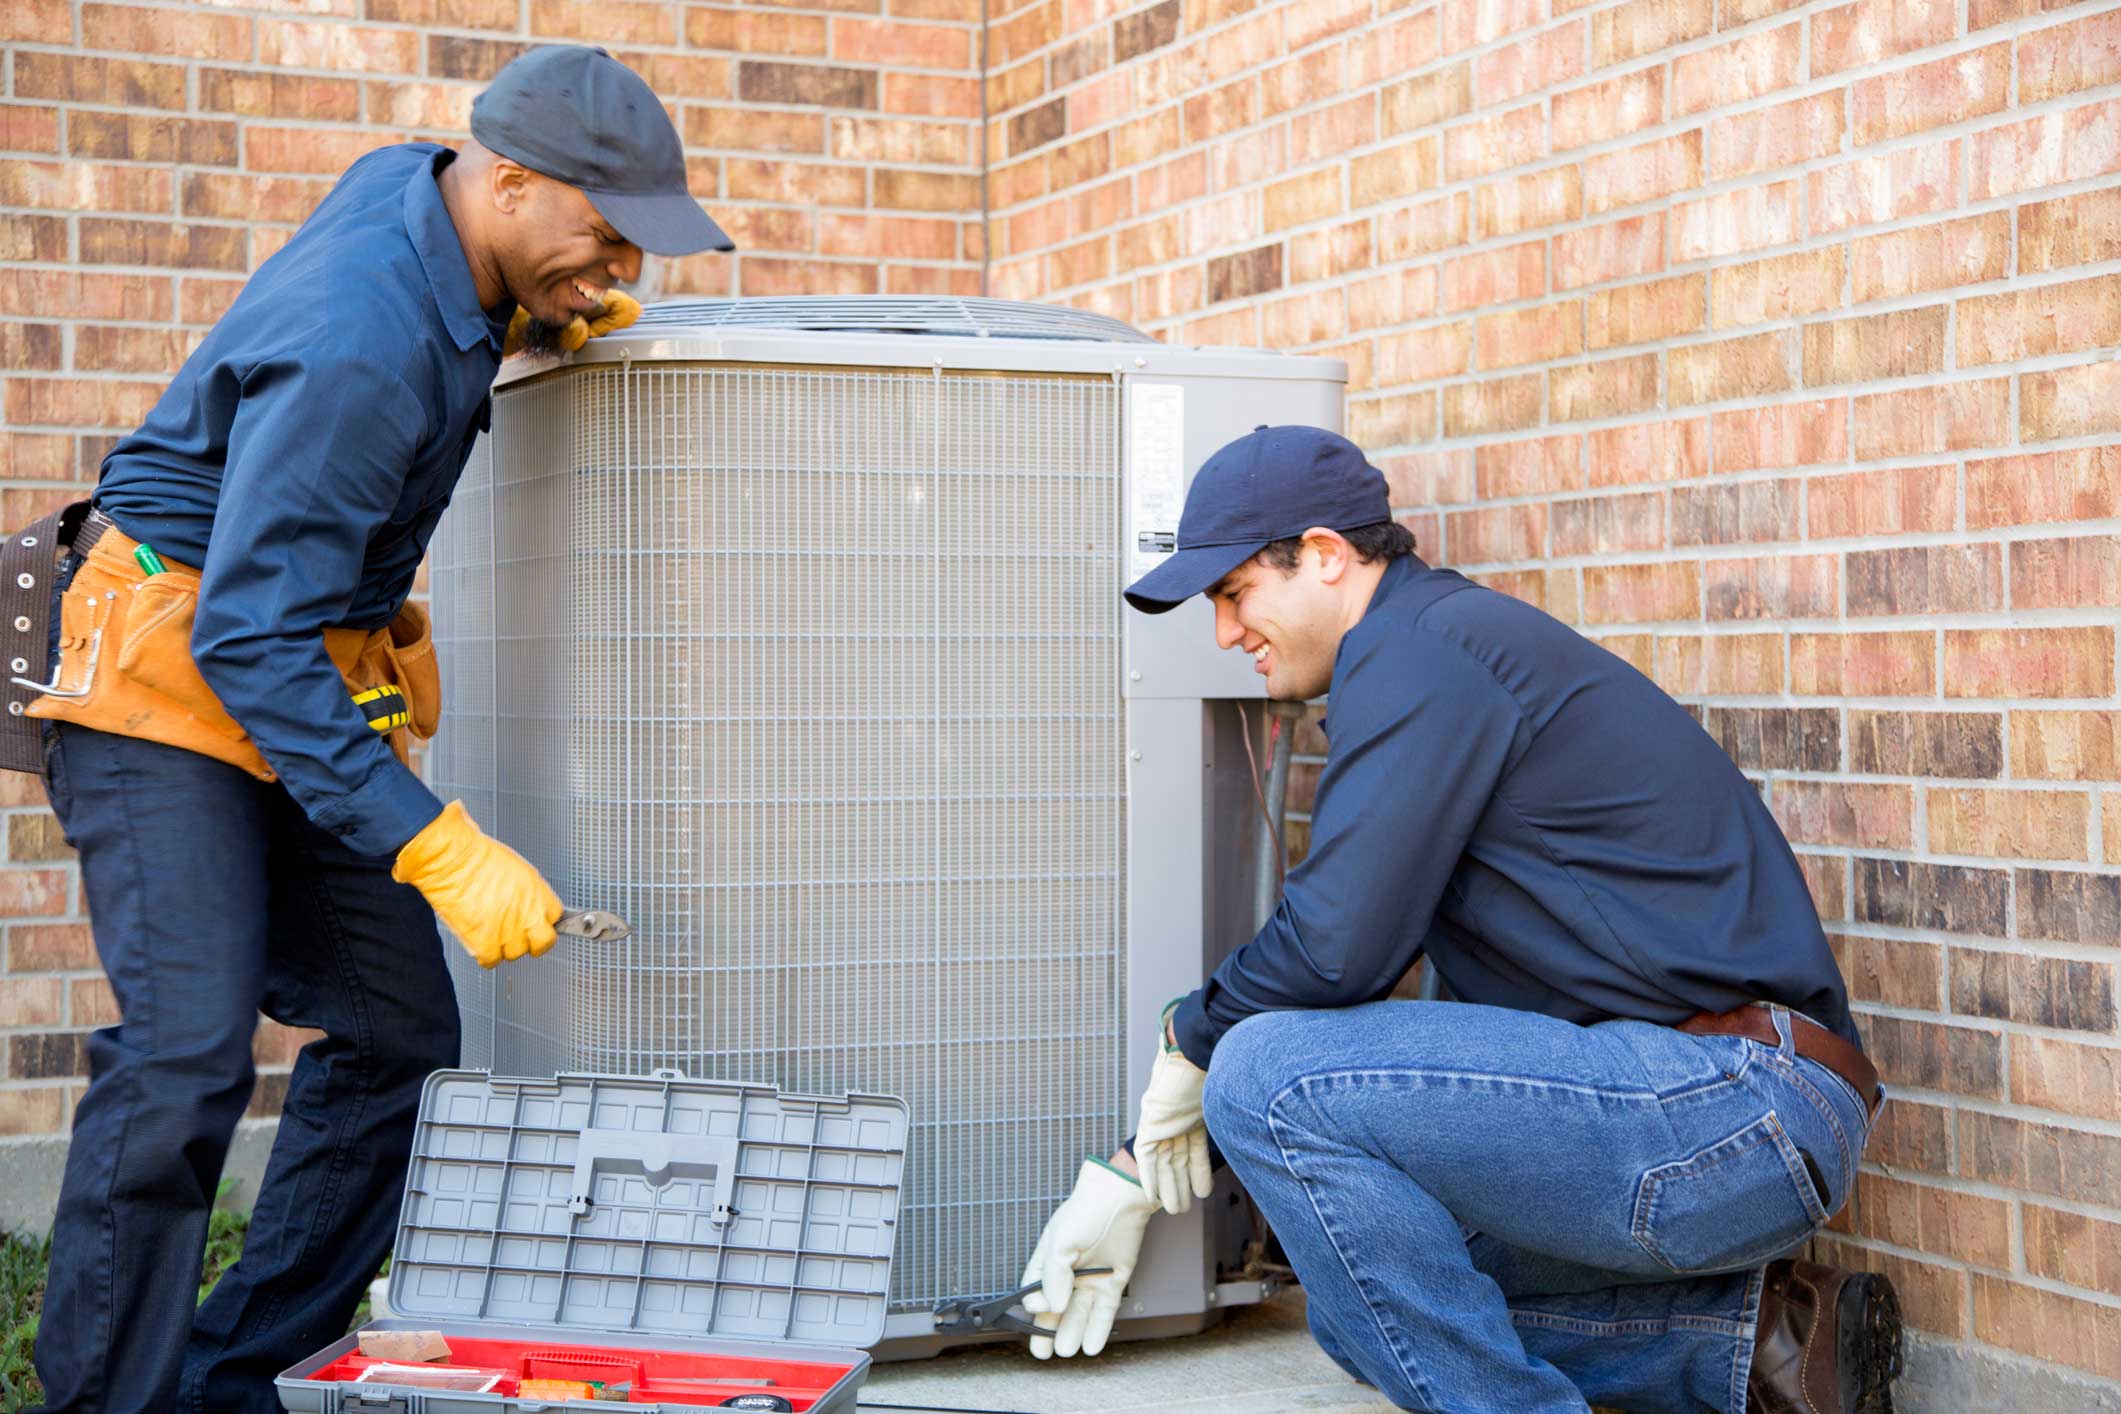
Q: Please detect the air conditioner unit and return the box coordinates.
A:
[429,296,1347,1347]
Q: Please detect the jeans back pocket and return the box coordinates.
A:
[1632,1110,1826,1274]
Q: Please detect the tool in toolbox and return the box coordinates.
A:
[928,1269,1112,1341]
[276,1069,908,1414]
[554,909,630,943]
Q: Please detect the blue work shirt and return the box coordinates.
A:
[95,144,506,856]
[1172,554,1859,1067]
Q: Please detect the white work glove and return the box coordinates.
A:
[1020,1157,1155,1359]
[1133,1001,1213,1216]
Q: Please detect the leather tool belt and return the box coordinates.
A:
[1,505,439,778]
[1680,1004,1883,1118]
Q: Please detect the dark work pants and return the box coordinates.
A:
[32,721,460,1414]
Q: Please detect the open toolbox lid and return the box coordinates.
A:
[388,1070,907,1351]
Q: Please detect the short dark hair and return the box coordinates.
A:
[1253,519,1416,574]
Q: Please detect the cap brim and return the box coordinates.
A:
[586,187,735,257]
[1122,541,1263,615]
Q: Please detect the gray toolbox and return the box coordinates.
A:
[278,1069,907,1413]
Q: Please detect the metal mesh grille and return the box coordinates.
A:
[430,363,1125,1313]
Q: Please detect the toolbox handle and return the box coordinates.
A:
[567,1129,739,1222]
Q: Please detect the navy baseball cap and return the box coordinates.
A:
[1123,426,1392,614]
[472,45,733,257]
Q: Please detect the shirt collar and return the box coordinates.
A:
[404,147,500,356]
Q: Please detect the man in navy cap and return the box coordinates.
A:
[1017,427,1904,1413]
[25,46,730,1414]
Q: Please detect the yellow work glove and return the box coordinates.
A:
[392,801,564,968]
[502,290,642,358]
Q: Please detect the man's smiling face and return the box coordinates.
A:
[1207,537,1348,702]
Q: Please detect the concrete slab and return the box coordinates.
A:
[859,1291,1399,1414]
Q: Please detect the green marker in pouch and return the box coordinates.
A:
[133,543,167,577]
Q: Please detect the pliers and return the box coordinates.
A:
[930,1269,1113,1340]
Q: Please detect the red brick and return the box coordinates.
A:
[1975,1276,2121,1383]
[3,0,69,42]
[1652,633,1782,695]
[83,4,252,60]
[1352,10,1440,87]
[1669,332,1791,407]
[1346,389,1435,447]
[1791,631,1934,695]
[0,432,71,480]
[180,278,244,326]
[690,7,829,52]
[1811,140,1956,236]
[2027,1205,2121,1301]
[2012,711,2121,781]
[1346,266,1437,331]
[1380,448,1475,507]
[1130,264,1204,323]
[1814,0,1955,76]
[1446,504,1545,564]
[0,160,172,214]
[1969,0,2078,28]
[1945,628,2115,699]
[2020,9,2121,104]
[1350,137,1438,211]
[830,115,967,165]
[0,106,61,157]
[1552,492,1662,557]
[1443,240,1543,313]
[735,256,874,296]
[1476,167,1581,238]
[0,270,172,323]
[245,127,397,175]
[1581,563,1701,625]
[1288,219,1372,285]
[1808,465,1954,539]
[0,325,61,373]
[1477,434,1584,499]
[1442,374,1541,437]
[1476,22,1584,106]
[1552,69,1663,154]
[1549,354,1657,423]
[2020,186,2121,274]
[1586,275,1702,351]
[6,379,165,430]
[1266,167,1346,231]
[1860,1012,2003,1094]
[74,326,194,375]
[834,16,971,65]
[200,69,360,121]
[1930,787,2089,861]
[2013,536,2121,611]
[1552,214,1662,292]
[2023,359,2121,442]
[1382,63,1472,136]
[1260,48,1341,122]
[261,20,420,71]
[1707,90,1844,181]
[79,219,247,272]
[15,53,185,109]
[1971,98,2121,201]
[1854,1174,2011,1269]
[0,1087,66,1137]
[1375,324,1472,385]
[1594,634,1654,675]
[1848,543,2001,617]
[368,0,515,22]
[1587,419,1707,489]
[2014,1035,2121,1124]
[1804,306,1948,387]
[1378,193,1467,261]
[0,977,64,1027]
[1585,131,1701,217]
[1445,104,1545,182]
[1832,933,1942,1010]
[1593,0,1711,67]
[1967,446,2121,531]
[1706,554,1838,621]
[1482,571,1579,622]
[1812,1240,1964,1338]
[1711,247,1843,331]
[1283,0,1367,49]
[1671,481,1801,547]
[1852,379,2009,461]
[529,0,678,43]
[1853,212,2010,303]
[1438,0,1543,52]
[1960,274,2121,367]
[1476,301,1580,370]
[2109,796,2121,867]
[1713,399,1844,472]
[1261,289,1346,346]
[1673,23,1801,118]
[1853,44,2009,147]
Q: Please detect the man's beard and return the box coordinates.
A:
[516,313,569,354]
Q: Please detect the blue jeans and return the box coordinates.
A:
[32,722,461,1414]
[1200,1000,1876,1414]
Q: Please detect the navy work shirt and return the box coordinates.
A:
[95,144,506,856]
[1172,554,1859,1067]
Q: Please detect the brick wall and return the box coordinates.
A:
[6,0,2121,1390]
[0,1,980,1145]
[982,0,2121,1384]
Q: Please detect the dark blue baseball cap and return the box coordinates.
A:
[472,45,733,257]
[1123,425,1392,614]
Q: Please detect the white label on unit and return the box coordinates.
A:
[1129,382,1186,581]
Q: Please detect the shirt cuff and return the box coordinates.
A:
[1172,991,1217,1070]
[310,759,445,857]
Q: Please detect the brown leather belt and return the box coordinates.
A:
[1680,1005,1882,1118]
